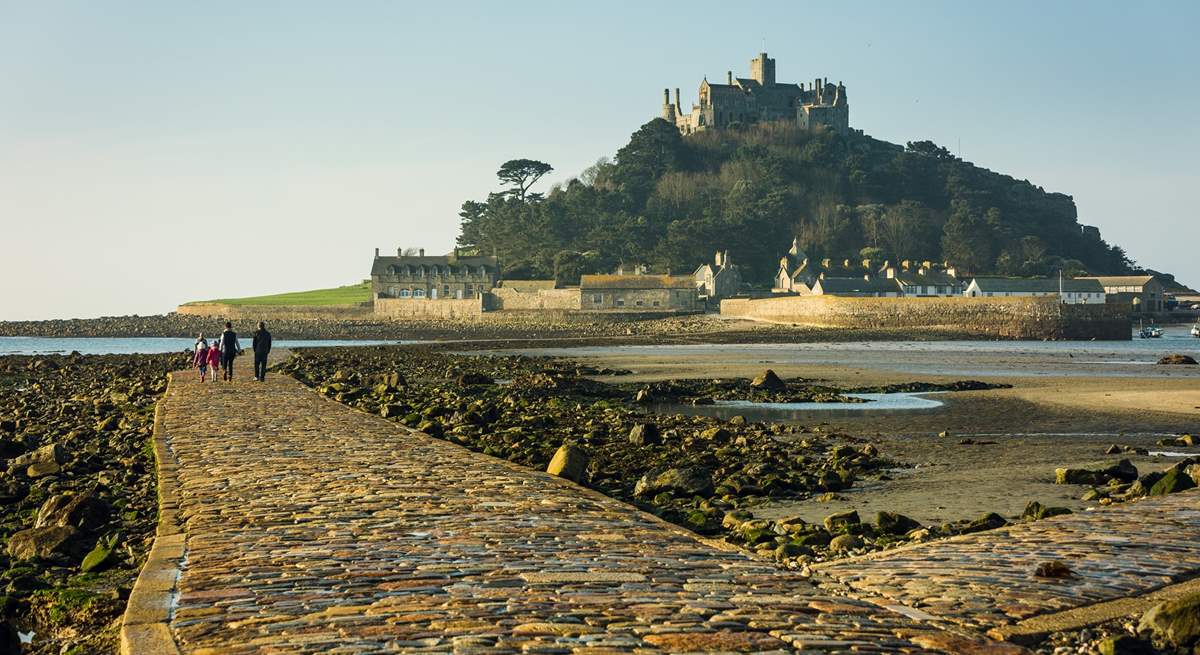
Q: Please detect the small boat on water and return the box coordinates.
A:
[1139,326,1164,339]
[1191,324,1200,338]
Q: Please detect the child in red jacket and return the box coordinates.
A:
[206,342,222,379]
[193,341,210,382]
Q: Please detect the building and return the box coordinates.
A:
[694,250,743,300]
[370,248,499,301]
[661,53,849,136]
[1077,276,1165,313]
[773,239,817,293]
[811,276,902,297]
[963,277,1106,304]
[579,274,698,312]
[882,261,965,297]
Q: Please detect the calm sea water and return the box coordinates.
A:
[0,337,413,356]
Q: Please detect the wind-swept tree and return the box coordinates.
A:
[497,159,553,201]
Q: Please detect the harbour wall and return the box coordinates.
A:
[175,303,375,321]
[720,295,1131,340]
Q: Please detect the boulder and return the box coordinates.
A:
[749,369,786,392]
[81,535,119,573]
[35,490,109,532]
[634,467,714,498]
[1158,434,1196,447]
[1139,591,1200,649]
[0,439,24,460]
[1055,459,1137,485]
[628,423,661,447]
[634,388,652,404]
[1021,501,1072,521]
[1149,466,1197,496]
[1157,354,1198,366]
[698,427,732,443]
[961,512,1007,534]
[828,534,863,552]
[876,511,922,535]
[6,525,82,560]
[1097,635,1155,655]
[457,372,493,386]
[8,442,64,472]
[823,509,860,533]
[546,444,589,484]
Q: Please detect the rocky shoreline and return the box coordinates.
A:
[0,352,186,653]
[1,312,1000,344]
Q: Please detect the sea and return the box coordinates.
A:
[0,337,414,356]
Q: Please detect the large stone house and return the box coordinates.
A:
[662,53,849,136]
[370,248,499,300]
[693,250,742,300]
[882,262,965,297]
[963,277,1106,304]
[1077,275,1165,313]
[579,275,698,312]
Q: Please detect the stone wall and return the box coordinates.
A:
[720,295,1130,340]
[373,297,484,320]
[488,287,582,311]
[176,303,375,321]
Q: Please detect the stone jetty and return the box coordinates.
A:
[122,371,1200,653]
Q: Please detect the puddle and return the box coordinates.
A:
[1148,450,1198,458]
[655,392,943,421]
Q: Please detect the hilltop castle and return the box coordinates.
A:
[661,52,849,136]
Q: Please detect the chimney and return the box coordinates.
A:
[374,248,379,257]
[397,247,403,256]
[715,250,723,267]
[727,71,733,84]
[418,248,425,257]
[674,88,681,111]
[663,88,670,106]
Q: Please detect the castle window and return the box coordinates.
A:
[400,289,411,298]
[414,289,425,298]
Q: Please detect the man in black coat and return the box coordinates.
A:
[220,322,241,381]
[252,321,272,382]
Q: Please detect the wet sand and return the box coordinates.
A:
[505,341,1200,526]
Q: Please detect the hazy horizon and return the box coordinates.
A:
[2,1,1197,320]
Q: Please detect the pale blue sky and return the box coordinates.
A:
[1,1,1196,319]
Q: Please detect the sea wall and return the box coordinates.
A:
[373,297,485,320]
[176,303,375,321]
[488,287,582,311]
[720,295,1131,340]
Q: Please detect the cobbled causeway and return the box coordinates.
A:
[120,371,1200,654]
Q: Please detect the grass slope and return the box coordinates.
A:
[190,281,371,306]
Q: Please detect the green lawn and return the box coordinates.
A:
[190,281,372,306]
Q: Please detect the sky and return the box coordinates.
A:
[1,1,1197,320]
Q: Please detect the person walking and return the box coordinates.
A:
[220,322,242,381]
[252,321,272,381]
[193,336,210,382]
[206,338,222,378]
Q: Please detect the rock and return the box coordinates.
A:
[1034,560,1074,578]
[380,404,405,419]
[545,444,589,484]
[1097,635,1155,655]
[634,467,714,498]
[698,427,732,443]
[1149,466,1197,496]
[1056,459,1138,485]
[749,369,786,392]
[1139,591,1200,648]
[1157,354,1198,365]
[0,479,27,505]
[8,442,64,472]
[938,430,951,438]
[35,490,109,532]
[0,622,17,655]
[6,525,82,560]
[0,439,23,460]
[1105,444,1122,455]
[961,512,1007,534]
[457,372,493,385]
[876,511,921,535]
[634,388,652,404]
[1158,434,1196,447]
[0,419,14,434]
[1021,501,1072,521]
[823,509,860,533]
[81,534,119,573]
[828,534,863,552]
[628,423,661,446]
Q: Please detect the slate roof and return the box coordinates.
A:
[815,277,901,294]
[496,280,557,292]
[1077,276,1158,288]
[580,275,696,290]
[968,277,1105,293]
[371,254,498,277]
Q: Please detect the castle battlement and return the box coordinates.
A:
[661,53,849,136]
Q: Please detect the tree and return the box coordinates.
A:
[940,202,995,272]
[497,159,553,201]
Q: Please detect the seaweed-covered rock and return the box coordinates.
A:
[749,369,786,392]
[546,444,589,484]
[7,525,82,560]
[628,423,661,446]
[1139,591,1200,649]
[1157,354,1198,365]
[823,509,860,533]
[35,491,109,533]
[1056,459,1138,485]
[1148,466,1197,496]
[876,511,921,535]
[634,467,713,498]
[1021,501,1072,521]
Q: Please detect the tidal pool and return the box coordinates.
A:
[656,392,943,422]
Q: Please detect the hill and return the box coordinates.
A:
[457,120,1135,285]
[185,282,371,307]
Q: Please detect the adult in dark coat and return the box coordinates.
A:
[220,322,242,381]
[252,321,272,382]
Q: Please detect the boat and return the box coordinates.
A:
[1191,324,1200,338]
[1139,326,1164,339]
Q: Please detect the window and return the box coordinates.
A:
[635,300,644,307]
[652,301,661,307]
[592,294,602,304]
[414,289,425,298]
[443,285,450,297]
[400,289,411,298]
[616,298,625,307]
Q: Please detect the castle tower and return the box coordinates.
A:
[661,88,676,121]
[750,52,775,86]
